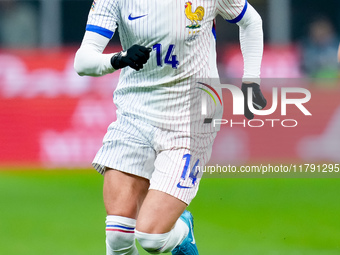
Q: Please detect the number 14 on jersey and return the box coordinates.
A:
[153,44,179,69]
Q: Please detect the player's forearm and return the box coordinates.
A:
[75,47,115,77]
[237,4,263,84]
[74,31,116,77]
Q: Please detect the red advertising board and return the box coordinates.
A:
[0,48,120,167]
[212,87,340,165]
[0,47,339,168]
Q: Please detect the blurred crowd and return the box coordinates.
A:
[0,0,339,79]
[0,0,39,48]
[300,17,339,79]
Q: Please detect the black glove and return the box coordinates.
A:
[111,45,152,71]
[241,82,267,120]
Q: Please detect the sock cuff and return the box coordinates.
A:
[105,215,138,255]
[134,230,170,239]
[106,215,136,228]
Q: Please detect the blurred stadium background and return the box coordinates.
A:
[0,0,339,254]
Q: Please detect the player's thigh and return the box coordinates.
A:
[135,189,187,234]
[103,168,150,219]
[135,131,217,234]
[135,147,194,234]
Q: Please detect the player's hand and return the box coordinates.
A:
[241,82,267,120]
[111,45,152,71]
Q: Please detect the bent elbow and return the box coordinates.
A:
[74,49,87,76]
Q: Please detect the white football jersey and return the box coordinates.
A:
[86,0,248,132]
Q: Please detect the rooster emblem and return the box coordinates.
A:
[185,2,205,29]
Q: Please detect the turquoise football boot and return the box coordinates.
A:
[172,210,198,255]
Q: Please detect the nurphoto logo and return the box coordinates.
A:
[200,83,312,128]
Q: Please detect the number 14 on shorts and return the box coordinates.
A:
[177,154,200,189]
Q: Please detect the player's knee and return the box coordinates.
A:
[135,230,170,254]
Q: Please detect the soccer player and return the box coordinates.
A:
[74,0,266,254]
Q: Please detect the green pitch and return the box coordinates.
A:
[1,169,340,254]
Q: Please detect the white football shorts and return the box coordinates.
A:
[92,113,217,204]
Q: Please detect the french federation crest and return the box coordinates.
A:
[185,2,205,29]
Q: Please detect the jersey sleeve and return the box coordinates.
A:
[85,0,119,39]
[216,0,248,23]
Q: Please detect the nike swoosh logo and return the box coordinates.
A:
[128,14,148,21]
[177,182,193,189]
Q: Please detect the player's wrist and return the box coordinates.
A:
[242,78,261,85]
[110,51,127,70]
[241,82,267,120]
[110,45,152,71]
[241,82,260,90]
